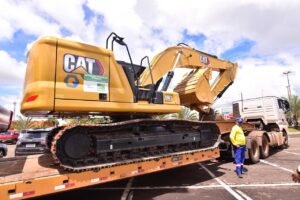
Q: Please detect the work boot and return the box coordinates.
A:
[234,170,243,178]
[241,166,247,175]
[237,173,243,178]
[235,166,243,178]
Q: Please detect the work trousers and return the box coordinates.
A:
[233,145,246,174]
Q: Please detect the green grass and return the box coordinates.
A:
[289,127,300,132]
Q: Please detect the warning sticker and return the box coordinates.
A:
[83,74,109,93]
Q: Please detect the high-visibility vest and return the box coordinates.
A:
[230,124,246,146]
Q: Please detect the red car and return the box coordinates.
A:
[0,130,19,144]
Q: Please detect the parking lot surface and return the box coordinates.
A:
[6,133,300,200]
[6,144,15,158]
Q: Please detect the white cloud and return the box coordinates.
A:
[0,50,26,84]
[215,54,300,108]
[0,0,300,115]
[0,1,61,40]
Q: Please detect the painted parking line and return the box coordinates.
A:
[84,182,300,191]
[283,151,300,156]
[260,159,294,173]
[121,178,134,200]
[235,189,252,200]
[199,163,247,200]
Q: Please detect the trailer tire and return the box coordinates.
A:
[260,135,269,158]
[248,139,260,164]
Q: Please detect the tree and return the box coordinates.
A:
[288,95,300,127]
[171,106,198,120]
[153,114,173,120]
[12,115,34,130]
[65,117,108,125]
[47,118,59,127]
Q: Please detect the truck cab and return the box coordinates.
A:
[232,96,290,134]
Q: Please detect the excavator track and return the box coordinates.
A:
[50,119,221,172]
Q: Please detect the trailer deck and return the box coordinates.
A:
[0,146,220,200]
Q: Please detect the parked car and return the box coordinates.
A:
[0,130,19,144]
[15,128,51,156]
[0,143,8,158]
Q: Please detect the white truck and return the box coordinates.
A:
[233,96,289,134]
[220,96,290,164]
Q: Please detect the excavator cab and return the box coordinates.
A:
[106,33,163,104]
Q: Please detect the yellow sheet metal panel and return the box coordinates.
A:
[109,57,134,102]
[162,92,180,105]
[21,36,57,115]
[55,38,111,101]
[54,99,180,113]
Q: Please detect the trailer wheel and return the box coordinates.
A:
[260,135,269,158]
[248,139,260,163]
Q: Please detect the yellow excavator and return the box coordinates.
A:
[21,33,238,171]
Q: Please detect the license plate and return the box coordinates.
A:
[26,144,36,148]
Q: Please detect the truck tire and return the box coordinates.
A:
[260,135,269,158]
[248,139,260,164]
[279,131,289,149]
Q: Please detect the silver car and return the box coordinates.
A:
[15,128,51,156]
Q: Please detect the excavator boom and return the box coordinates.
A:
[140,45,238,113]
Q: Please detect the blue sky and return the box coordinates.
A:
[0,0,299,113]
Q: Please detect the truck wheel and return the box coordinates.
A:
[260,135,269,158]
[248,139,260,163]
[279,131,289,149]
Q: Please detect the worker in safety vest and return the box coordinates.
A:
[230,117,246,178]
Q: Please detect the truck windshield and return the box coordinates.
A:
[277,98,290,112]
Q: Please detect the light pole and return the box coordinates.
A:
[13,101,16,121]
[283,71,292,99]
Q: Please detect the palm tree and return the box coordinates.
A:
[288,95,300,127]
[172,106,198,120]
[12,115,34,130]
[47,118,59,127]
[153,114,173,120]
[66,117,108,125]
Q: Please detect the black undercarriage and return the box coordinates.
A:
[48,119,220,171]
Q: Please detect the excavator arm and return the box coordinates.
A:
[139,44,238,113]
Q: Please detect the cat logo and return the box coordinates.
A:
[200,55,209,65]
[64,54,104,75]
